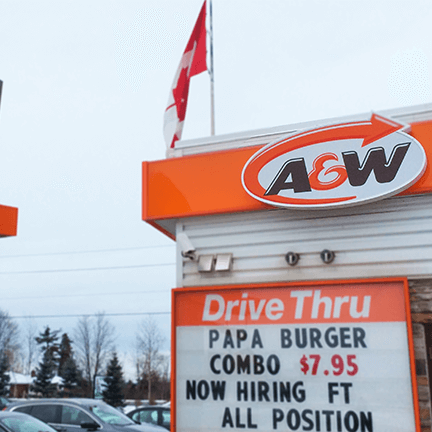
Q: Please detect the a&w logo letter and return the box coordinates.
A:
[242,114,426,209]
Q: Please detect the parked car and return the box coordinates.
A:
[127,406,170,431]
[6,399,165,432]
[0,411,58,432]
[0,398,10,410]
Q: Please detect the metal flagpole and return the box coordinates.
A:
[209,0,215,136]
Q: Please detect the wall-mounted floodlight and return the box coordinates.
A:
[285,252,300,266]
[320,249,335,264]
[214,253,233,272]
[198,255,214,272]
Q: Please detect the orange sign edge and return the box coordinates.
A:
[404,277,422,432]
[0,204,18,237]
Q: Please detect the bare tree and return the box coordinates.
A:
[74,316,92,385]
[160,354,170,401]
[136,316,165,403]
[74,313,114,395]
[0,309,19,369]
[133,338,143,383]
[93,313,114,381]
[23,318,38,375]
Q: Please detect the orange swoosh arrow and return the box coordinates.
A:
[243,114,407,199]
[361,114,405,146]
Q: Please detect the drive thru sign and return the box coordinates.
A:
[172,279,420,432]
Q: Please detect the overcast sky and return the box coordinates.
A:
[0,0,431,379]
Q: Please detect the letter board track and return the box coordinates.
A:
[172,279,420,432]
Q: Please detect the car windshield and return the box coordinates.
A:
[89,404,134,426]
[0,416,57,432]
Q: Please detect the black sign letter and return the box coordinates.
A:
[342,142,411,186]
[265,158,312,195]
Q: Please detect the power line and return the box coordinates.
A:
[10,311,171,319]
[0,244,175,259]
[2,289,171,301]
[0,262,175,275]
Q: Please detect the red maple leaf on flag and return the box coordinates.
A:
[164,1,207,149]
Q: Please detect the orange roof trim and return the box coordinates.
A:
[143,120,432,235]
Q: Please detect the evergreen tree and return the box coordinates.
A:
[57,333,80,396]
[32,350,57,397]
[58,333,73,377]
[35,327,60,373]
[61,357,81,396]
[0,354,10,397]
[102,352,124,408]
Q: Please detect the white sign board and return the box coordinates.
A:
[172,279,420,432]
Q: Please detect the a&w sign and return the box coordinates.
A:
[242,114,427,209]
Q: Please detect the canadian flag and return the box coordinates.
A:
[163,1,207,149]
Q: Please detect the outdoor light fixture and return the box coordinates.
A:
[198,254,215,272]
[214,253,233,272]
[320,249,335,264]
[197,253,233,273]
[285,252,300,266]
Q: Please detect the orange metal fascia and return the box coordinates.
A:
[0,204,18,237]
[142,146,274,227]
[142,120,432,235]
[402,120,432,195]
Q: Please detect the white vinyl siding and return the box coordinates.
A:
[177,193,432,287]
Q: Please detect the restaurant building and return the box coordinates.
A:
[143,103,432,432]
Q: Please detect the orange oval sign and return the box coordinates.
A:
[241,114,427,209]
